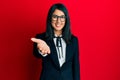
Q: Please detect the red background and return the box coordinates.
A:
[0,0,120,80]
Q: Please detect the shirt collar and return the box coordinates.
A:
[54,34,62,37]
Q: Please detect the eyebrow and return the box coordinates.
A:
[52,14,65,16]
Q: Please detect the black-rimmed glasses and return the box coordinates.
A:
[52,15,66,22]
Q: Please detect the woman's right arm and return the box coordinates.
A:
[31,34,50,58]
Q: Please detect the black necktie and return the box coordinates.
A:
[55,36,63,59]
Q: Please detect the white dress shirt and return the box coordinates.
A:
[38,35,66,67]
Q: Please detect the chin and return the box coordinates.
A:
[54,28,62,31]
[54,27,62,31]
[56,29,62,31]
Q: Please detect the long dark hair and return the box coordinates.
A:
[45,3,72,44]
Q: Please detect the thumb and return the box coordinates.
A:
[31,38,42,44]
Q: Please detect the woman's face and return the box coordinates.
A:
[51,9,66,34]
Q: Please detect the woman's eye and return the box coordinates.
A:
[60,16,65,18]
[52,15,57,18]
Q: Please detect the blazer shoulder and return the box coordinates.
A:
[35,32,46,39]
[71,34,78,42]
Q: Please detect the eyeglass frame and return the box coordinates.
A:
[51,14,66,22]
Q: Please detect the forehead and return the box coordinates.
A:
[52,9,65,16]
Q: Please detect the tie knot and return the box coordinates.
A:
[54,36,62,38]
[54,34,62,38]
[56,36,62,47]
[56,36,62,40]
[54,35,63,59]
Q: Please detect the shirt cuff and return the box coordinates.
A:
[38,49,48,57]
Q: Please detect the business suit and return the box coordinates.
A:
[33,32,80,80]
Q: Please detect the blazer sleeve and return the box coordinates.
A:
[73,37,80,80]
[33,34,45,58]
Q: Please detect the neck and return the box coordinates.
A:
[54,30,62,36]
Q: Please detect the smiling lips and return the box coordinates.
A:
[56,25,60,27]
[55,24,61,28]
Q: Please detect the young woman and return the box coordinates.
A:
[31,3,80,80]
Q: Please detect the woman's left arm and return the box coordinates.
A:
[73,37,80,80]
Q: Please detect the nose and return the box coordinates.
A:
[56,17,61,22]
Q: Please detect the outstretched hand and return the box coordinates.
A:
[31,38,51,55]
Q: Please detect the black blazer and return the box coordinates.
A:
[33,32,80,80]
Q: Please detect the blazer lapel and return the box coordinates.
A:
[46,39,73,69]
[46,39,60,69]
[65,43,73,63]
[59,43,73,69]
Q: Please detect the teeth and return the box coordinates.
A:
[56,24,60,26]
[55,24,60,26]
[55,24,61,27]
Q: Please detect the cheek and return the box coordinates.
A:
[51,21,55,27]
[51,21,66,27]
[62,22,65,26]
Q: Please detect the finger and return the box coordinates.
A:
[41,50,45,54]
[47,47,51,54]
[39,47,42,51]
[44,50,48,54]
[31,38,42,44]
[42,52,46,55]
[42,47,49,54]
[42,50,47,54]
[38,48,43,52]
[44,46,50,54]
[47,51,50,54]
[46,49,50,54]
[37,45,42,51]
[48,49,51,54]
